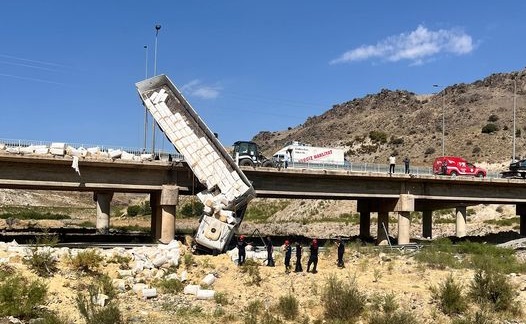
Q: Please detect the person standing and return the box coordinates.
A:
[403,157,410,174]
[294,242,303,272]
[336,238,345,268]
[389,155,396,174]
[306,239,319,273]
[237,235,247,266]
[283,240,292,273]
[283,152,290,169]
[266,236,275,267]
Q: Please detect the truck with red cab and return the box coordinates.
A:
[433,156,486,177]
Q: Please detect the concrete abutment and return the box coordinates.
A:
[95,192,114,234]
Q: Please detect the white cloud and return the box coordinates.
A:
[331,25,474,65]
[181,79,221,99]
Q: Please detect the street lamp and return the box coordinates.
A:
[152,24,161,155]
[433,84,445,157]
[143,45,149,153]
[513,78,517,161]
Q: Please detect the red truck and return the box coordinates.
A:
[433,156,486,177]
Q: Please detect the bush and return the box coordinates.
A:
[322,275,365,322]
[76,276,124,324]
[369,310,418,324]
[127,205,141,216]
[488,114,499,122]
[23,246,58,277]
[277,293,299,320]
[0,274,48,320]
[468,269,516,312]
[369,130,388,144]
[154,278,184,294]
[424,147,436,155]
[68,249,104,273]
[389,137,404,145]
[214,291,229,305]
[430,275,468,316]
[451,311,494,324]
[481,123,499,133]
[239,259,262,286]
[180,201,204,217]
[126,201,151,217]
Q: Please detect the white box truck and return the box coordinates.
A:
[273,141,345,166]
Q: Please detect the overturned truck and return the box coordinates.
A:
[136,75,256,253]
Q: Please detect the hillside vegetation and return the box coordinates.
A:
[254,69,526,167]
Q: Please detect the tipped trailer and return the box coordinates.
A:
[135,75,255,253]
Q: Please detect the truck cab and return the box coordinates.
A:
[232,141,274,167]
[433,156,486,177]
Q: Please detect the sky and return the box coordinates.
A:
[1,1,526,153]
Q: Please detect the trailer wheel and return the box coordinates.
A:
[450,170,458,177]
[476,172,484,178]
[239,159,255,167]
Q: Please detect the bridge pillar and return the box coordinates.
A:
[150,192,161,240]
[95,192,113,234]
[159,185,179,244]
[422,210,433,239]
[394,194,414,245]
[377,212,389,245]
[359,211,371,239]
[515,204,526,236]
[455,206,467,238]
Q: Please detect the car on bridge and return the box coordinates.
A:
[433,156,486,177]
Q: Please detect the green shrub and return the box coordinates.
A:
[322,275,365,322]
[244,299,262,324]
[487,114,499,122]
[154,278,184,294]
[430,275,468,316]
[68,249,104,273]
[369,310,418,324]
[277,293,299,320]
[23,247,58,277]
[0,274,48,320]
[424,147,436,155]
[183,253,195,269]
[369,130,388,144]
[76,277,124,324]
[451,311,494,324]
[180,201,204,217]
[468,270,516,312]
[214,291,229,305]
[481,123,499,133]
[127,205,141,216]
[239,259,262,286]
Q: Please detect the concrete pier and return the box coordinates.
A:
[359,211,371,239]
[95,192,113,234]
[455,206,467,238]
[377,211,389,245]
[422,210,433,239]
[159,185,179,244]
[397,212,410,244]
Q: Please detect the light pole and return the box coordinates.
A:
[513,78,517,161]
[152,24,161,155]
[143,45,149,153]
[433,84,445,156]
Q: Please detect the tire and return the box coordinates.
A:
[239,159,255,167]
[476,172,484,178]
[450,170,458,177]
[261,160,274,168]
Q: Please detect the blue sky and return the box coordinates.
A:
[1,1,525,152]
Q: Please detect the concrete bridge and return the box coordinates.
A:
[1,154,525,244]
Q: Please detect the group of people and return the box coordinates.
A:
[389,155,411,174]
[237,235,346,273]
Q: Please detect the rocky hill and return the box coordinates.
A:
[253,69,526,167]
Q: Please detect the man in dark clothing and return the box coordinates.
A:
[266,236,275,267]
[336,238,345,268]
[306,239,319,273]
[237,235,248,266]
[283,240,292,273]
[403,157,410,174]
[294,242,303,272]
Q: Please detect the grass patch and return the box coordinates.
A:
[0,210,71,220]
[68,249,104,273]
[239,259,262,286]
[113,224,150,233]
[153,278,184,294]
[469,269,518,313]
[23,246,59,277]
[244,199,291,222]
[322,275,365,322]
[430,275,468,316]
[277,293,299,320]
[483,217,520,227]
[76,275,123,324]
[0,273,48,320]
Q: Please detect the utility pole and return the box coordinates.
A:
[513,78,517,161]
[143,45,148,153]
[433,84,445,156]
[152,24,161,156]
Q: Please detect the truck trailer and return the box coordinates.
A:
[272,141,345,166]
